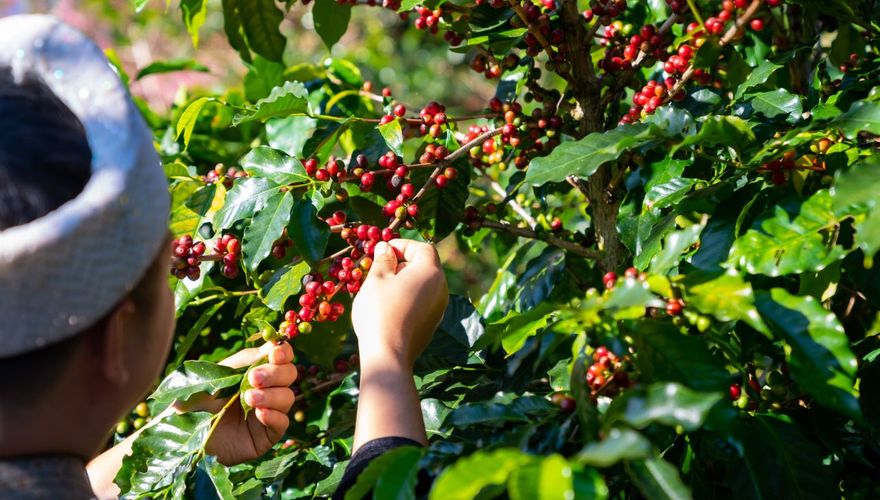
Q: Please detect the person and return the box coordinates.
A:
[0,15,448,499]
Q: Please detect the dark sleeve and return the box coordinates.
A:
[332,437,424,500]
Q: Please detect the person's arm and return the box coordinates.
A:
[87,342,297,499]
[350,239,448,451]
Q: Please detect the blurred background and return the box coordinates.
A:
[0,0,495,112]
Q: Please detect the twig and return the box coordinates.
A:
[388,128,503,231]
[566,175,591,202]
[508,0,566,76]
[483,173,538,229]
[479,219,599,259]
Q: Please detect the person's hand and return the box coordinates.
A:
[175,342,297,465]
[352,239,449,370]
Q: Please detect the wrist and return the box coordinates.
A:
[356,342,413,375]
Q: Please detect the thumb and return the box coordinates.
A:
[218,342,272,369]
[368,241,398,278]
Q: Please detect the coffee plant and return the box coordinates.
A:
[115,0,880,498]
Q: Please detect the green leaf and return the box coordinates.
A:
[828,99,880,139]
[644,178,697,211]
[626,458,692,500]
[756,288,859,418]
[575,428,652,467]
[314,461,350,497]
[169,182,226,237]
[509,454,576,500]
[241,0,286,61]
[166,300,227,375]
[414,160,472,241]
[344,446,424,500]
[421,398,452,435]
[180,0,208,47]
[313,0,352,50]
[203,456,236,499]
[674,116,756,153]
[648,223,704,276]
[693,38,722,69]
[151,361,244,404]
[429,449,533,500]
[261,260,311,311]
[115,412,213,497]
[135,59,208,80]
[480,302,556,355]
[603,383,723,432]
[289,198,330,265]
[681,270,769,335]
[450,397,554,427]
[378,119,404,156]
[213,177,280,231]
[267,116,318,157]
[526,124,655,185]
[730,414,838,499]
[572,466,610,500]
[727,190,846,276]
[571,355,601,442]
[221,0,252,63]
[240,146,311,185]
[328,59,363,86]
[176,97,214,148]
[734,60,783,100]
[749,89,803,120]
[831,155,880,257]
[239,358,269,419]
[625,320,730,392]
[242,190,294,272]
[234,81,310,125]
[417,295,484,372]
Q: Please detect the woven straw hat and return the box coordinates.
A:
[0,15,170,358]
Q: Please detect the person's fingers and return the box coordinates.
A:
[244,387,295,413]
[388,239,440,265]
[366,241,398,278]
[249,362,298,388]
[254,408,289,444]
[268,342,293,365]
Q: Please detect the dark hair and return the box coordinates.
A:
[0,66,94,400]
[0,65,92,230]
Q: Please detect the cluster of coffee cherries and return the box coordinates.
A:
[602,266,646,289]
[214,234,241,279]
[621,79,687,123]
[586,346,633,397]
[279,277,346,339]
[203,163,247,188]
[730,365,800,412]
[302,157,347,183]
[413,6,442,32]
[418,101,448,138]
[582,0,627,25]
[170,235,207,280]
[115,401,151,437]
[469,52,506,79]
[759,136,835,185]
[760,149,797,185]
